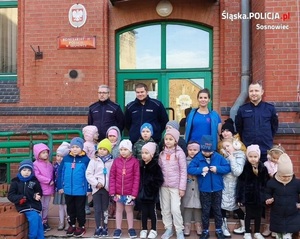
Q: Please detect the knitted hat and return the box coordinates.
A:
[108,129,118,138]
[56,142,70,156]
[276,153,293,177]
[187,141,200,151]
[221,118,235,135]
[246,144,261,158]
[140,123,153,136]
[70,137,84,150]
[19,159,33,172]
[166,120,180,130]
[142,142,157,156]
[164,128,180,142]
[119,139,132,152]
[200,135,213,152]
[97,138,112,153]
[82,125,98,141]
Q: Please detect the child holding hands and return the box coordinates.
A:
[8,159,44,239]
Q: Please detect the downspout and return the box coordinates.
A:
[230,0,251,120]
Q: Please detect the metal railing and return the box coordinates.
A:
[0,130,82,183]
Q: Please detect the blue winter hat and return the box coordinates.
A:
[140,123,153,136]
[70,137,84,150]
[19,159,33,172]
[200,135,213,152]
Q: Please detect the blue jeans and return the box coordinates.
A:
[24,210,45,239]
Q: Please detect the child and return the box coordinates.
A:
[53,141,70,230]
[8,159,44,239]
[188,135,230,239]
[86,138,114,237]
[138,142,164,239]
[182,141,202,236]
[159,128,187,239]
[82,125,99,160]
[33,143,54,232]
[262,144,285,237]
[106,126,122,159]
[218,118,246,156]
[133,123,159,162]
[220,138,246,237]
[265,153,300,239]
[105,126,121,218]
[57,137,90,237]
[164,120,187,155]
[109,139,140,239]
[82,125,99,215]
[236,145,269,239]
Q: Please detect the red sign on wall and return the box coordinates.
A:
[58,36,96,49]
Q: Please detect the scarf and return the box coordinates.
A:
[17,173,34,182]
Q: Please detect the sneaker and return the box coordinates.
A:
[113,229,122,239]
[244,233,252,239]
[200,231,210,239]
[128,228,137,238]
[66,225,76,237]
[57,222,64,231]
[43,223,51,232]
[161,229,174,239]
[102,227,108,237]
[94,227,103,237]
[85,205,91,215]
[177,231,185,239]
[148,230,158,239]
[74,226,86,237]
[140,230,148,239]
[216,230,225,239]
[254,233,265,239]
[271,232,276,238]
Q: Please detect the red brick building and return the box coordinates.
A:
[0,0,299,174]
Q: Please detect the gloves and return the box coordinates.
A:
[19,197,27,205]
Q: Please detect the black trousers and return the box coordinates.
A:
[65,194,86,227]
[141,202,157,231]
[245,204,263,233]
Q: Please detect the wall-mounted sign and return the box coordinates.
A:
[68,3,87,28]
[58,36,96,49]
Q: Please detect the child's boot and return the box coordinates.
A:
[184,223,191,236]
[195,222,202,236]
[221,218,231,238]
[234,220,245,234]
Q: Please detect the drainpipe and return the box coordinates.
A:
[230,0,251,121]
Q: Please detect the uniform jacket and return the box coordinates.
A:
[158,146,187,191]
[266,175,300,233]
[106,126,122,159]
[221,150,246,211]
[138,159,164,203]
[188,151,231,192]
[185,108,220,150]
[109,155,140,198]
[8,175,43,213]
[182,156,201,209]
[235,101,278,157]
[57,151,90,196]
[86,154,114,194]
[125,96,169,144]
[33,143,54,196]
[88,99,125,141]
[236,160,269,205]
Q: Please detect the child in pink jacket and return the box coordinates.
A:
[33,143,54,232]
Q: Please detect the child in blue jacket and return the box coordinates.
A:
[188,135,230,239]
[57,137,90,237]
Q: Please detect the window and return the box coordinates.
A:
[0,1,18,80]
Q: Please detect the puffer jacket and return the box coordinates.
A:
[222,150,246,211]
[109,155,140,197]
[8,175,43,213]
[33,143,54,196]
[57,151,90,196]
[159,146,187,191]
[106,126,122,159]
[86,155,114,194]
[83,125,98,160]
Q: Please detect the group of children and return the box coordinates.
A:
[7,118,300,239]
